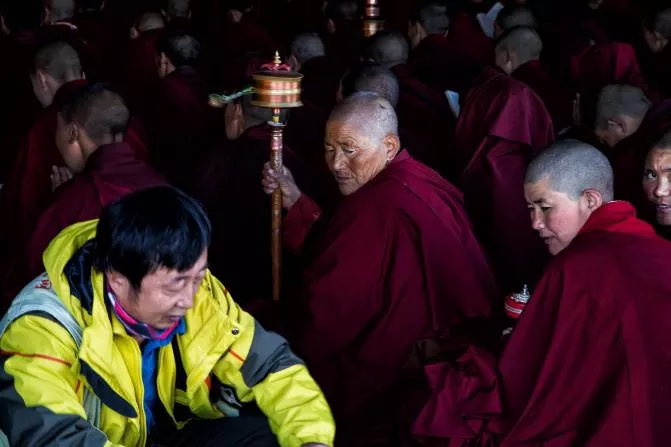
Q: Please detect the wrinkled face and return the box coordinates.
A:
[55,113,86,173]
[643,148,671,225]
[525,177,593,255]
[324,119,392,195]
[115,251,208,330]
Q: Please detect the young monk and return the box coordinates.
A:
[495,26,573,132]
[642,130,671,236]
[11,84,165,305]
[262,93,499,446]
[643,7,671,99]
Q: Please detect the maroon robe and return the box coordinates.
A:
[512,59,574,133]
[299,55,342,114]
[450,66,555,294]
[285,151,499,445]
[646,43,671,100]
[21,142,165,293]
[123,28,163,115]
[412,201,671,446]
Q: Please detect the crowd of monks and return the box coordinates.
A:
[1,0,671,445]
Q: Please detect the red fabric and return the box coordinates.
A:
[123,29,163,114]
[450,67,554,294]
[288,151,499,445]
[22,142,165,289]
[512,60,574,132]
[496,201,671,446]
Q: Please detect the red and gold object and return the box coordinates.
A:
[504,284,531,319]
[363,0,384,37]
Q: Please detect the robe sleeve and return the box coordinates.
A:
[283,194,322,254]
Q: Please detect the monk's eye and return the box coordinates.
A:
[643,170,656,181]
[540,206,551,213]
[342,146,355,155]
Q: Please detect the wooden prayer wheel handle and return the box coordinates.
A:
[270,118,285,302]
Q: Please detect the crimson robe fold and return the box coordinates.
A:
[285,151,499,446]
[449,67,555,294]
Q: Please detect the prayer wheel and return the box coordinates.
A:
[251,53,303,302]
[363,0,384,37]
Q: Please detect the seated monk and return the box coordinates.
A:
[365,30,456,170]
[145,29,215,187]
[495,26,573,132]
[493,5,537,39]
[0,187,335,447]
[642,130,671,238]
[262,93,499,445]
[498,141,671,445]
[7,84,166,305]
[448,64,554,294]
[643,7,671,99]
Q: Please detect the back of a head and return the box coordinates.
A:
[496,26,543,63]
[595,84,652,129]
[329,92,399,141]
[47,0,76,22]
[525,139,614,202]
[644,7,671,38]
[59,83,131,145]
[325,0,359,22]
[495,6,537,33]
[156,30,200,68]
[416,0,450,35]
[136,12,166,33]
[290,32,325,64]
[0,1,44,33]
[94,186,211,289]
[365,30,409,68]
[33,40,82,83]
[165,0,191,19]
[341,64,400,108]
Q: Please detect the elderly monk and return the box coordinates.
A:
[496,140,671,446]
[493,5,537,38]
[262,93,499,445]
[495,26,573,132]
[5,84,165,304]
[643,7,671,99]
[365,30,456,170]
[448,64,554,294]
[643,130,671,238]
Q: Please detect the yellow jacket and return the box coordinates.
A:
[0,220,335,446]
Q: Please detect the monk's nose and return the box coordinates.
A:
[655,178,670,198]
[531,211,544,230]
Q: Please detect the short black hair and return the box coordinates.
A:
[156,29,201,68]
[94,186,212,290]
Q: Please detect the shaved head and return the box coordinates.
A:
[290,32,325,64]
[32,41,82,83]
[341,64,400,108]
[644,7,671,38]
[165,0,191,18]
[654,128,671,152]
[47,0,75,22]
[59,84,130,145]
[496,26,543,64]
[525,140,614,202]
[595,85,651,130]
[365,30,409,68]
[415,1,450,35]
[135,12,166,33]
[156,31,200,68]
[329,92,398,142]
[495,6,537,34]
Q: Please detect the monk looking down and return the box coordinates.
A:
[263,93,499,446]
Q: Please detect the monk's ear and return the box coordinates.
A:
[130,26,139,40]
[327,19,336,34]
[287,54,300,72]
[67,122,80,145]
[582,189,604,211]
[383,134,401,161]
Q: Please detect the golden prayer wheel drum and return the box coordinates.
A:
[363,19,385,37]
[363,0,384,37]
[251,71,303,109]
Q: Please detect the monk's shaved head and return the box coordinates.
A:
[595,85,651,130]
[59,84,130,145]
[290,32,325,64]
[165,0,191,18]
[329,92,398,142]
[46,0,75,22]
[32,41,82,83]
[495,6,537,33]
[156,30,200,68]
[365,30,409,68]
[496,26,543,64]
[342,64,400,108]
[653,128,671,152]
[644,7,671,38]
[525,140,614,202]
[135,12,166,33]
[415,1,450,35]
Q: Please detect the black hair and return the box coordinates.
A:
[94,186,212,290]
[155,29,201,68]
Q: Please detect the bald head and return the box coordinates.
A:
[290,32,325,65]
[644,7,671,39]
[415,1,450,35]
[329,92,398,142]
[525,140,614,202]
[46,0,75,23]
[156,31,200,68]
[495,6,536,37]
[135,12,166,33]
[495,26,542,69]
[595,85,651,130]
[165,0,191,19]
[341,64,400,108]
[365,31,409,69]
[32,41,82,84]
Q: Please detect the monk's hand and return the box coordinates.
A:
[262,162,302,210]
[51,165,73,192]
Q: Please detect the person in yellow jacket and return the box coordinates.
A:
[0,186,335,447]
